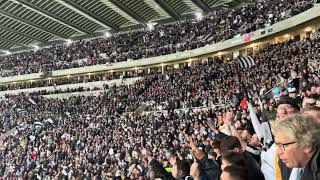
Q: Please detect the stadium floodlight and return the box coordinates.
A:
[65,39,73,45]
[5,50,10,55]
[147,22,157,31]
[105,32,111,38]
[33,45,40,51]
[195,12,203,21]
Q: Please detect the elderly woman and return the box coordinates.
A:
[273,114,320,180]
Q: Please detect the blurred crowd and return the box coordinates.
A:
[0,26,319,180]
[0,71,132,92]
[0,0,315,77]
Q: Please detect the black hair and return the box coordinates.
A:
[221,151,246,168]
[222,165,248,180]
[176,160,190,177]
[211,140,221,149]
[220,136,242,153]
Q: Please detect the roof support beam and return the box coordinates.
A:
[0,37,29,48]
[0,9,68,39]
[212,0,232,8]
[154,0,180,20]
[58,0,119,31]
[0,25,47,43]
[189,0,211,13]
[12,0,90,35]
[0,0,8,6]
[109,0,146,25]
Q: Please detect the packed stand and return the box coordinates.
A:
[0,71,137,92]
[0,28,320,180]
[0,0,315,77]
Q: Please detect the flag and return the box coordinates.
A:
[241,82,273,146]
[247,102,264,140]
[237,56,255,68]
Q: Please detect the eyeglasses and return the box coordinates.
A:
[277,106,295,112]
[275,141,296,151]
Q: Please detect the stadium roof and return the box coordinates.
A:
[0,0,242,53]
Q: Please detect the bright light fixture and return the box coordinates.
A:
[33,45,40,50]
[147,22,157,31]
[195,12,203,21]
[105,32,111,38]
[66,39,73,44]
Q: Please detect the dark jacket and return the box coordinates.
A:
[198,155,221,180]
[301,147,320,180]
[243,151,265,180]
[279,158,292,180]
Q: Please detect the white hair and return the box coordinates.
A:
[274,114,320,149]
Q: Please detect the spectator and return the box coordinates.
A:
[221,152,246,170]
[189,160,210,180]
[276,96,300,119]
[0,0,315,77]
[274,114,320,180]
[220,165,249,180]
[302,106,320,122]
[0,5,319,179]
[220,136,265,180]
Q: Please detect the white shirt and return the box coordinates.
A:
[260,144,276,180]
[289,168,304,180]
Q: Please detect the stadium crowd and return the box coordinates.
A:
[0,26,319,180]
[0,0,315,77]
[0,71,132,92]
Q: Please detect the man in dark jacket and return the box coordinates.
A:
[220,136,265,180]
[302,147,320,180]
[143,147,190,180]
[187,135,221,180]
[190,160,211,180]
